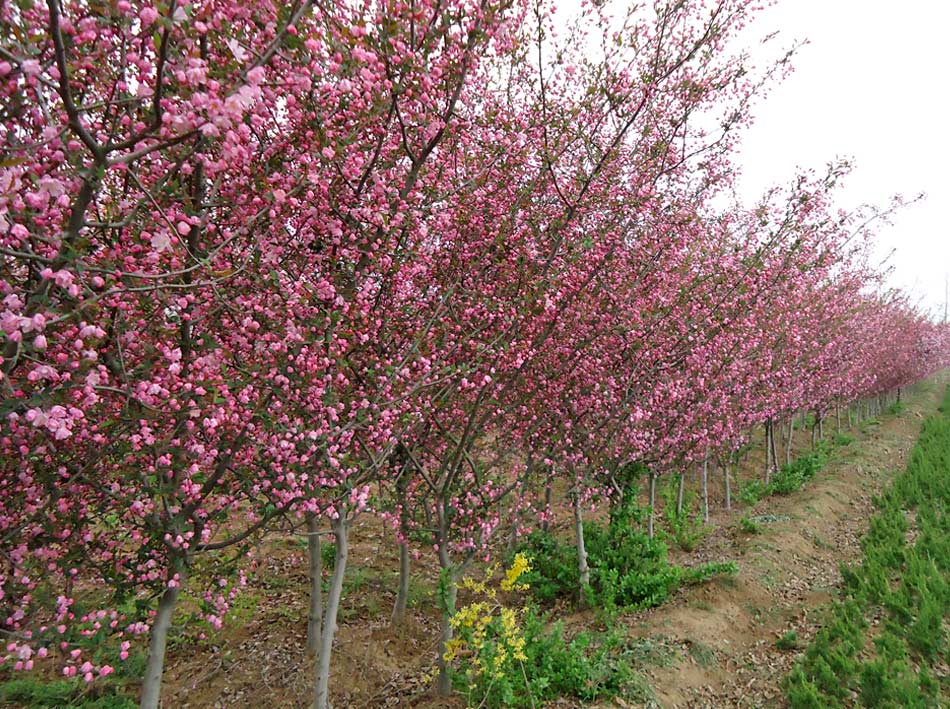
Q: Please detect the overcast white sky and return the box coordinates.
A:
[734,0,950,319]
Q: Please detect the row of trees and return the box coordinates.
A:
[2,0,948,707]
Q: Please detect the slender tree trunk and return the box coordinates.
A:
[818,413,824,440]
[896,387,902,404]
[541,479,553,533]
[435,498,458,698]
[573,492,590,595]
[847,404,853,429]
[701,448,710,523]
[392,462,411,626]
[140,571,183,709]
[785,417,794,467]
[307,513,323,654]
[648,472,657,538]
[836,405,841,433]
[676,471,685,515]
[723,461,732,511]
[764,420,772,483]
[313,516,349,709]
[391,540,410,626]
[769,419,779,475]
[435,561,458,697]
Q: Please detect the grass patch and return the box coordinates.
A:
[785,385,950,708]
[687,640,717,667]
[776,630,800,651]
[0,678,137,709]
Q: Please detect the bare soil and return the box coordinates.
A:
[159,380,943,708]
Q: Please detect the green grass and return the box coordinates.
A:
[687,640,717,667]
[776,630,800,651]
[0,678,137,709]
[785,385,950,708]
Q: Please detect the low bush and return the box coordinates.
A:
[768,443,828,495]
[660,475,708,551]
[446,556,650,708]
[516,498,736,614]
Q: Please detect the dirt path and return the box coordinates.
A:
[624,380,943,708]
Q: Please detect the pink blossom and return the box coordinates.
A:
[139,7,159,25]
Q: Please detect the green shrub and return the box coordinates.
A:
[776,630,800,650]
[515,498,736,614]
[785,667,833,709]
[513,530,578,604]
[831,432,854,447]
[737,478,768,506]
[769,444,828,496]
[739,516,763,534]
[660,475,708,551]
[886,400,906,416]
[448,579,650,709]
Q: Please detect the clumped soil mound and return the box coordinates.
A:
[158,384,941,708]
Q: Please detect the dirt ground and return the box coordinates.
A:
[159,379,943,708]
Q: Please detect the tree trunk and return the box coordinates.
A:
[676,471,685,515]
[391,540,410,626]
[769,419,779,475]
[785,417,794,467]
[436,568,458,697]
[764,420,773,483]
[541,479,553,533]
[701,449,710,523]
[140,572,183,709]
[306,513,323,655]
[573,492,590,594]
[723,461,732,511]
[313,516,349,709]
[648,472,657,538]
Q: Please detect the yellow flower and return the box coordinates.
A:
[443,554,533,689]
[500,553,532,591]
[442,637,464,662]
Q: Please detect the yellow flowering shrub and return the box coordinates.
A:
[444,554,532,700]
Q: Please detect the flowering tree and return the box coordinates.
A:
[1,0,948,708]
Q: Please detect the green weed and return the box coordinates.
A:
[776,630,800,651]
